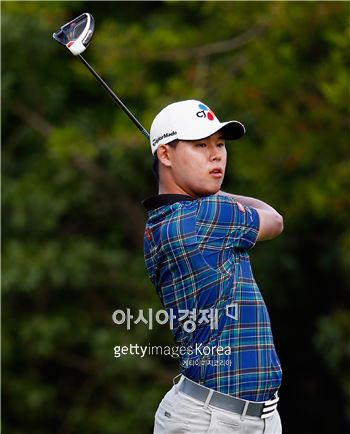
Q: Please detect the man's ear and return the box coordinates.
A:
[157,144,172,168]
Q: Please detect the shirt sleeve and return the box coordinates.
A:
[196,194,260,251]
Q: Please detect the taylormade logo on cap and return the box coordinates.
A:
[152,131,177,148]
[149,99,246,154]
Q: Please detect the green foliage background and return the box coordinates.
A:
[2,1,349,433]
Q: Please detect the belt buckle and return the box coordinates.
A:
[261,396,279,419]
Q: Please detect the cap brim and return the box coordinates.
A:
[220,121,246,140]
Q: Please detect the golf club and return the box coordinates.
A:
[53,12,150,140]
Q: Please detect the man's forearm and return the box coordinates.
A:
[219,191,279,214]
[219,190,284,240]
[233,194,284,228]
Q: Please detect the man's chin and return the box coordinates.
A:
[196,187,221,197]
[184,180,223,198]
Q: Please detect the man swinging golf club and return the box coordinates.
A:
[143,100,283,434]
[53,14,283,434]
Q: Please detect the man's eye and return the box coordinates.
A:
[195,143,206,148]
[217,142,225,147]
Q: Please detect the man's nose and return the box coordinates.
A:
[210,150,221,161]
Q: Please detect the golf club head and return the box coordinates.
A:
[53,12,94,56]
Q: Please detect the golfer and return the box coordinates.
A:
[143,100,283,433]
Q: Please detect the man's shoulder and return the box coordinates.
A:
[199,193,236,205]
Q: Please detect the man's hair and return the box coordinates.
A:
[152,139,179,182]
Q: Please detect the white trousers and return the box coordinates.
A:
[154,383,282,434]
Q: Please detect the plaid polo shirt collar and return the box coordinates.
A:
[142,194,195,212]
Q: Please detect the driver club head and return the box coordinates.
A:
[52,12,151,140]
[53,12,94,56]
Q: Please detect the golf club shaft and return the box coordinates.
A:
[78,55,150,140]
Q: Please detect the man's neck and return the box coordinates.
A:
[158,184,197,198]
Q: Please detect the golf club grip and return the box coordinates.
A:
[78,55,150,140]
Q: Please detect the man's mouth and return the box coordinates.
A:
[209,168,224,178]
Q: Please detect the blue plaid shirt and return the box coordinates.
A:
[143,193,282,402]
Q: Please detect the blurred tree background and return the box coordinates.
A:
[2,1,349,433]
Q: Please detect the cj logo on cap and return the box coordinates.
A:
[196,103,215,121]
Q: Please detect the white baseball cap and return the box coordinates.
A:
[149,99,245,154]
